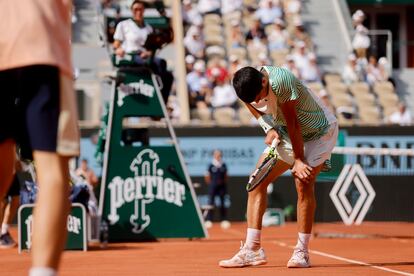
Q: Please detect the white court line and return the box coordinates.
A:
[273,240,414,276]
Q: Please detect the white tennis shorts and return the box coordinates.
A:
[264,122,339,168]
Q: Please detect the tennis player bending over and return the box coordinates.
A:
[219,66,338,268]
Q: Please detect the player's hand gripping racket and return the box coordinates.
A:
[246,139,279,192]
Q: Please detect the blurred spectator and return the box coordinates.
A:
[113,1,153,60]
[187,60,207,95]
[342,53,365,84]
[378,57,391,82]
[107,6,122,43]
[289,17,313,50]
[366,55,381,85]
[204,150,230,229]
[352,10,370,58]
[255,0,283,26]
[318,89,335,115]
[284,0,301,16]
[211,77,238,109]
[185,54,195,72]
[167,94,181,122]
[246,19,268,56]
[282,55,301,79]
[221,0,243,15]
[245,18,267,42]
[194,78,212,110]
[76,159,98,187]
[301,52,321,83]
[182,0,203,27]
[257,52,271,67]
[206,58,229,83]
[184,26,205,59]
[268,18,289,51]
[387,103,412,126]
[292,41,309,73]
[197,0,221,15]
[229,20,245,48]
[228,55,246,77]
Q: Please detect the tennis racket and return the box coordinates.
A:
[246,139,279,192]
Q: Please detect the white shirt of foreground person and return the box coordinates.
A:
[113,19,153,53]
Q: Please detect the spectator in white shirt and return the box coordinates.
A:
[113,0,153,60]
[221,0,243,15]
[282,55,301,79]
[292,41,309,73]
[184,26,205,59]
[255,0,283,26]
[229,20,245,48]
[182,0,203,26]
[352,10,370,58]
[342,53,365,85]
[268,18,289,50]
[301,52,321,83]
[187,60,207,94]
[366,55,382,85]
[284,0,301,17]
[388,103,412,126]
[197,0,221,15]
[185,54,195,72]
[378,57,391,82]
[211,77,238,109]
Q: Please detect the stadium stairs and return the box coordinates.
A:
[393,68,414,113]
[301,0,353,73]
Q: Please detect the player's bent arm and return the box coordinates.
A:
[280,99,304,161]
[245,102,265,119]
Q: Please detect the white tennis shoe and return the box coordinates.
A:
[219,242,267,268]
[287,248,311,268]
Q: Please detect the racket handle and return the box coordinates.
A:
[271,139,279,148]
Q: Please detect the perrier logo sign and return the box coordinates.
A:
[107,149,186,234]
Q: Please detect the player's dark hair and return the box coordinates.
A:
[232,67,263,103]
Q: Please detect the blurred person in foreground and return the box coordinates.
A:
[205,150,231,229]
[219,66,337,268]
[0,1,80,275]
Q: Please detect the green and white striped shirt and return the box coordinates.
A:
[260,66,336,141]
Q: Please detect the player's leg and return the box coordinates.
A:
[31,152,71,269]
[219,154,290,268]
[287,123,338,268]
[287,164,323,268]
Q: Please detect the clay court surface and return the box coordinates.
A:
[1,222,414,275]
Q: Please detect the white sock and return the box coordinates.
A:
[1,223,9,235]
[245,228,261,250]
[296,232,311,251]
[29,267,57,276]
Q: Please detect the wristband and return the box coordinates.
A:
[258,114,276,133]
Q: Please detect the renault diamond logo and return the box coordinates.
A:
[330,164,376,225]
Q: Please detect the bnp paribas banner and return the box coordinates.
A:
[99,68,206,241]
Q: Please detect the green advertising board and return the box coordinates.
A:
[99,68,206,241]
[18,203,87,252]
